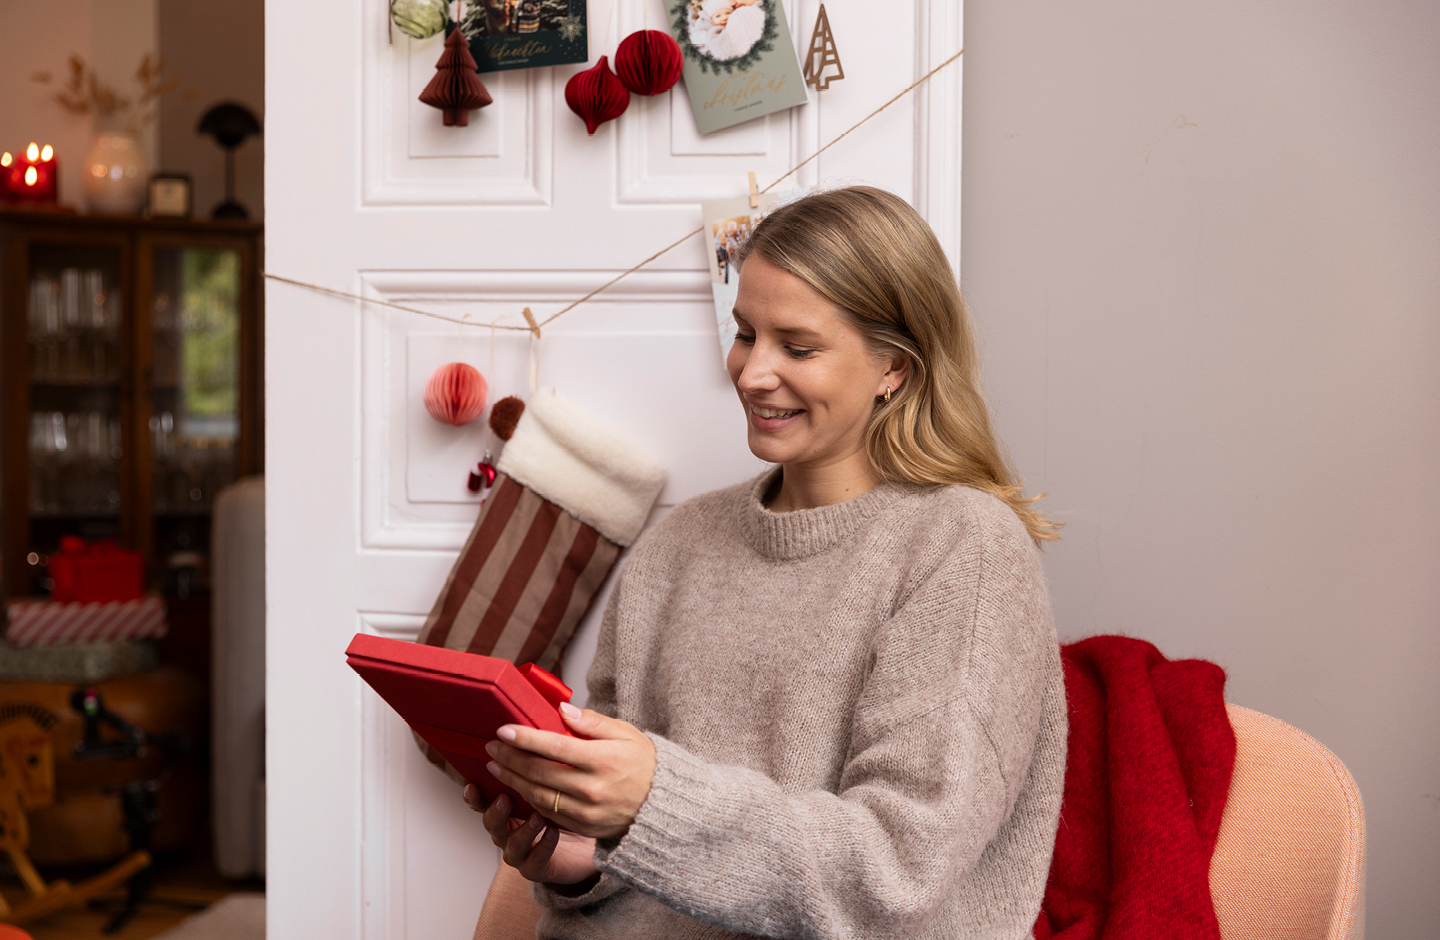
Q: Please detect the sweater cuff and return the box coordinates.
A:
[532,872,628,911]
[594,734,743,892]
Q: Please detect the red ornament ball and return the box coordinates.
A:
[565,56,630,135]
[424,362,488,426]
[614,30,684,96]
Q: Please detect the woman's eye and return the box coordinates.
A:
[786,347,816,359]
[735,332,756,345]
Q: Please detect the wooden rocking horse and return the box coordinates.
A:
[0,714,150,926]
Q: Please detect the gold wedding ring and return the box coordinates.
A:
[553,789,562,815]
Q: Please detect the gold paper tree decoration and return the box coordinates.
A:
[803,4,844,91]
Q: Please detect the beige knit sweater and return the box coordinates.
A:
[535,471,1067,940]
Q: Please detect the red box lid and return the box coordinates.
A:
[345,634,576,819]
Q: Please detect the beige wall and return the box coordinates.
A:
[158,0,264,220]
[0,1,156,209]
[962,0,1440,933]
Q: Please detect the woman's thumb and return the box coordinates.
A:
[558,701,613,738]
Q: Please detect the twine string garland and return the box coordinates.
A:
[264,47,964,336]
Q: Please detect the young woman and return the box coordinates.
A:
[465,186,1067,939]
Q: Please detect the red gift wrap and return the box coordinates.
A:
[49,537,144,603]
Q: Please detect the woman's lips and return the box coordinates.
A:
[748,404,804,431]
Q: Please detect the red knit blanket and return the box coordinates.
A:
[1034,636,1236,940]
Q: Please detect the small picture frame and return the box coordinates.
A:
[148,173,192,218]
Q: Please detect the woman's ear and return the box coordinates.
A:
[883,354,910,394]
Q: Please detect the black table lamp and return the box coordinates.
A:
[198,103,261,220]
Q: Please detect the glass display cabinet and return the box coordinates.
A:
[1,210,262,599]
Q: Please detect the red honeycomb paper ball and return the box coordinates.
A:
[424,362,488,426]
[565,56,630,135]
[615,30,683,96]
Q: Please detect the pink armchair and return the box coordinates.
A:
[471,704,1366,940]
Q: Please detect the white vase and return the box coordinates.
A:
[81,133,150,216]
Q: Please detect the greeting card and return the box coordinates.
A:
[669,0,808,134]
[453,0,589,74]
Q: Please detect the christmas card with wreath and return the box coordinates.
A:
[452,0,588,73]
[669,0,808,134]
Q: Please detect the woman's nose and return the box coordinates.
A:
[736,346,780,392]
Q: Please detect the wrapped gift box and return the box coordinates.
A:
[4,597,166,648]
[49,537,144,604]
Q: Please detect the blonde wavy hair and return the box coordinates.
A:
[737,186,1060,543]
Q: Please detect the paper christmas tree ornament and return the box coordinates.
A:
[419,27,494,126]
[803,4,844,91]
[413,390,666,779]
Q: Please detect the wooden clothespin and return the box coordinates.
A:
[803,4,844,91]
[521,307,541,339]
[748,171,760,209]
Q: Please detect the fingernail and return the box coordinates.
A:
[497,725,517,742]
[559,702,581,719]
[463,784,476,801]
[485,740,499,758]
[527,813,541,828]
[486,761,501,777]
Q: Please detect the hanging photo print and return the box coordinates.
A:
[669,0,808,134]
[452,0,588,74]
[702,189,803,364]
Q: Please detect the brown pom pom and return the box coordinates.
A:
[489,396,526,441]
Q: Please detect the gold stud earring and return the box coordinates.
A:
[883,386,892,403]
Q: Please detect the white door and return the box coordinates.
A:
[264,1,962,936]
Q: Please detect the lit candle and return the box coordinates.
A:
[6,142,59,205]
[0,151,11,202]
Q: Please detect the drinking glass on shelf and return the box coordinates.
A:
[60,269,82,330]
[84,271,104,324]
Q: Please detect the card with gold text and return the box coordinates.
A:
[669,0,808,134]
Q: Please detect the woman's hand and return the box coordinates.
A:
[464,786,600,886]
[484,703,657,841]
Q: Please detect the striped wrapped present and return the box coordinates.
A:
[414,389,666,777]
[5,596,167,648]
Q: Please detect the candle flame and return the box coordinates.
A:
[25,166,38,186]
[40,145,53,161]
[26,143,39,161]
[0,153,11,167]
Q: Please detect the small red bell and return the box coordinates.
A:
[467,451,498,492]
[614,30,684,96]
[565,56,630,135]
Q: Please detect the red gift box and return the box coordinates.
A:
[345,633,578,819]
[49,537,144,603]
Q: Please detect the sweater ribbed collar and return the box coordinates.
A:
[739,468,908,561]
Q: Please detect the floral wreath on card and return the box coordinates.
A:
[668,0,779,75]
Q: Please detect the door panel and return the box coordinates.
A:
[266,1,961,935]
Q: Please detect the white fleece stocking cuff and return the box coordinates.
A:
[496,389,667,547]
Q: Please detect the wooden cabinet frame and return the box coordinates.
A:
[0,211,262,598]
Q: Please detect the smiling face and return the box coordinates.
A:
[726,254,907,502]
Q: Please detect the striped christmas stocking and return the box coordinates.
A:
[414,389,666,778]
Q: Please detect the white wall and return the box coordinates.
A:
[158,0,265,220]
[962,0,1440,934]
